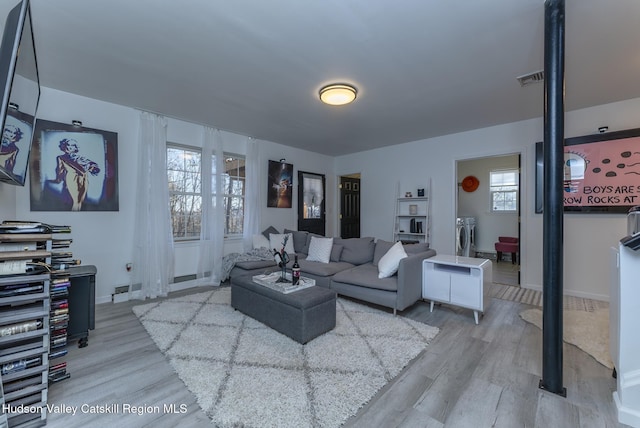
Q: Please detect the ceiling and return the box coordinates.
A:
[6,0,640,156]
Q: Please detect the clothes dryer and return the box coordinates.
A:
[456,217,476,257]
[456,218,468,256]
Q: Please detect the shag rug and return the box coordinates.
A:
[132,288,439,428]
[519,308,612,369]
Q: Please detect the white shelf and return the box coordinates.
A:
[393,181,431,244]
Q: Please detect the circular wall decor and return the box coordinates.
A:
[461,175,479,192]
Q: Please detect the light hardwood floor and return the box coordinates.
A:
[44,285,625,428]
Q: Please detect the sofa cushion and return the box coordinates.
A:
[332,264,398,292]
[403,242,430,254]
[330,244,343,262]
[269,233,295,254]
[377,241,408,278]
[284,229,309,254]
[298,258,355,277]
[306,237,333,263]
[334,237,375,265]
[373,239,395,265]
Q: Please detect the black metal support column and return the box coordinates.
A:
[540,0,566,397]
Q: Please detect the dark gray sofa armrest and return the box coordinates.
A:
[396,249,437,311]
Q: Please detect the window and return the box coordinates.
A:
[218,155,245,236]
[168,145,202,240]
[490,169,518,212]
[167,144,245,240]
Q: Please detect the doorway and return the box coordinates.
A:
[297,171,326,236]
[339,174,361,238]
[456,154,521,286]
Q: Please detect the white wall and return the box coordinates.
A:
[6,87,335,303]
[0,184,16,219]
[6,85,639,302]
[457,154,520,253]
[335,97,640,301]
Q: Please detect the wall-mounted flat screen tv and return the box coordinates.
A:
[0,0,40,186]
[535,127,640,214]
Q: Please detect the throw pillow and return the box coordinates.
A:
[306,237,334,263]
[252,234,270,250]
[269,233,295,254]
[302,233,324,255]
[262,226,279,239]
[378,241,408,278]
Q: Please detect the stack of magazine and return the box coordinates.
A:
[0,221,71,234]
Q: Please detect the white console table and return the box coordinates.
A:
[610,243,640,427]
[422,255,492,324]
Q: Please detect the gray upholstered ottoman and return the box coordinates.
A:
[230,274,337,344]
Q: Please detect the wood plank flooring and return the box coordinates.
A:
[43,286,625,428]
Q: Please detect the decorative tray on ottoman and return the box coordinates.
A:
[252,272,315,294]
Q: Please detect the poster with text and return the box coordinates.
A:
[563,133,640,212]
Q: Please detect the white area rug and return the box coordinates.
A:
[519,308,612,369]
[133,288,439,427]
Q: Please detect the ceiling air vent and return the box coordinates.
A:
[517,70,544,87]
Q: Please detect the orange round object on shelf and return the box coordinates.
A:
[461,175,479,192]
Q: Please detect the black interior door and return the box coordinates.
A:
[340,176,360,238]
[297,171,326,236]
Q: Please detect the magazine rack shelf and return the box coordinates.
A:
[0,232,51,428]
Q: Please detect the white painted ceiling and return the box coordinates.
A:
[6,0,640,156]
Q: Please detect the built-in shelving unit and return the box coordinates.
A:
[48,227,73,385]
[0,231,51,428]
[393,180,431,245]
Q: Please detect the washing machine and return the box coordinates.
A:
[456,218,467,256]
[456,217,476,257]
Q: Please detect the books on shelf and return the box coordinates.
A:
[0,320,43,337]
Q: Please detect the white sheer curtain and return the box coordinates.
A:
[197,127,225,285]
[242,137,260,251]
[133,112,174,299]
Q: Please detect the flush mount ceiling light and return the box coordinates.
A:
[319,84,357,106]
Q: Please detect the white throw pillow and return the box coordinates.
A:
[305,237,334,263]
[269,233,295,254]
[378,241,408,278]
[252,234,270,250]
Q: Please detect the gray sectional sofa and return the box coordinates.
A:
[229,229,436,314]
